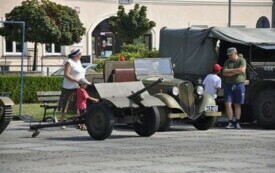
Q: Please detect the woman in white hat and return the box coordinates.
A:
[58,48,85,128]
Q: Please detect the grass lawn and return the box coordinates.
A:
[12,103,76,121]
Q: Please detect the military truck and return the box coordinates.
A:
[0,93,14,134]
[159,27,275,129]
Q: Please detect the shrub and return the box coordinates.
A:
[109,43,159,62]
[0,76,63,104]
[93,59,105,72]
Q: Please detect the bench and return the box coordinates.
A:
[37,91,61,122]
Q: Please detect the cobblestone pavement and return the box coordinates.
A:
[0,121,275,173]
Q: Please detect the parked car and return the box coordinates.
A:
[134,58,221,131]
[51,63,97,76]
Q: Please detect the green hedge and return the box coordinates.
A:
[0,76,63,104]
[109,43,159,61]
[92,43,159,72]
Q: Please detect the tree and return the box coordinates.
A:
[0,0,86,71]
[109,4,156,44]
[41,0,85,45]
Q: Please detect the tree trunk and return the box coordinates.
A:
[32,42,37,71]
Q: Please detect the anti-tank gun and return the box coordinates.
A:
[128,78,163,107]
[30,78,165,140]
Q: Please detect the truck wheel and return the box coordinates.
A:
[193,116,216,130]
[85,104,114,140]
[157,106,170,132]
[254,89,275,129]
[0,102,12,135]
[134,107,160,137]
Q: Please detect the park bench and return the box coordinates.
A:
[37,91,61,122]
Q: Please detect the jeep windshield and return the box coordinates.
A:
[134,58,173,78]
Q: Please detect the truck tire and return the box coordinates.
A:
[0,102,12,135]
[133,107,160,137]
[157,106,170,132]
[193,116,216,130]
[254,89,275,129]
[85,104,114,140]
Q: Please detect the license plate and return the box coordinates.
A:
[205,105,218,112]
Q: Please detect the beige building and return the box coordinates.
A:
[0,0,273,74]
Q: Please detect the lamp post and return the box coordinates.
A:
[228,0,231,27]
[273,0,275,28]
[0,21,25,116]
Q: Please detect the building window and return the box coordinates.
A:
[44,43,62,55]
[5,40,22,54]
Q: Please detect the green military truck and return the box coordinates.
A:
[159,27,275,129]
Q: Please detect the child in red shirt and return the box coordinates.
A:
[76,78,99,130]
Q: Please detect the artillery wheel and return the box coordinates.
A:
[193,116,216,130]
[157,106,170,132]
[253,89,275,129]
[133,107,160,137]
[85,104,114,140]
[0,101,13,135]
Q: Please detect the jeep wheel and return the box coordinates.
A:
[157,106,170,132]
[133,107,160,137]
[0,101,12,135]
[253,89,275,129]
[193,116,216,130]
[85,104,114,140]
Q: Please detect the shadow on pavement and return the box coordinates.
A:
[44,134,139,141]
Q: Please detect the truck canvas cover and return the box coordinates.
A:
[159,27,275,76]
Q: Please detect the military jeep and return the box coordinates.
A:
[134,58,221,131]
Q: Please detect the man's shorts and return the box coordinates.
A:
[224,83,245,104]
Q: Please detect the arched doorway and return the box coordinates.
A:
[92,19,118,59]
[91,19,154,59]
[256,16,270,28]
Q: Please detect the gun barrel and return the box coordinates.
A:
[128,78,163,100]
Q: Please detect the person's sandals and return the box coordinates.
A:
[76,124,81,129]
[80,125,87,131]
[76,124,87,130]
